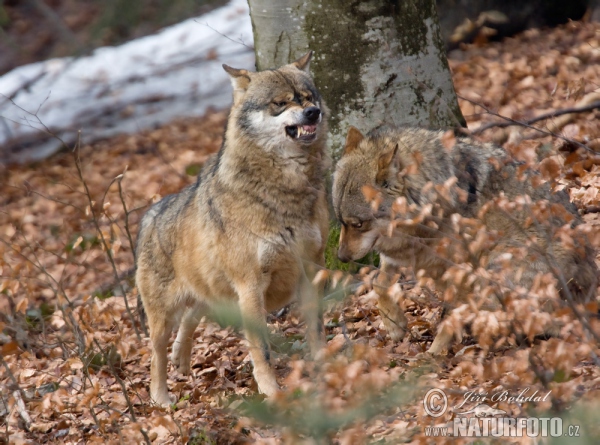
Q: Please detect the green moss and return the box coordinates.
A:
[392,0,431,56]
[188,428,217,445]
[304,1,379,141]
[325,220,380,272]
[324,220,346,271]
[185,163,203,176]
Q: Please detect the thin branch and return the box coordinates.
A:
[581,205,600,214]
[24,0,83,50]
[5,184,84,213]
[196,21,254,49]
[73,134,142,340]
[458,95,594,152]
[472,100,600,134]
[12,390,32,431]
[0,355,27,403]
[117,174,137,264]
[92,339,141,428]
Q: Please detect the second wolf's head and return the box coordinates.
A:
[332,126,400,262]
[223,52,327,156]
[332,126,464,262]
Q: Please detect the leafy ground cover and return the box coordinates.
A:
[1,20,600,445]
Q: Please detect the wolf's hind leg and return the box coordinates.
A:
[236,282,280,397]
[171,302,207,375]
[375,257,407,342]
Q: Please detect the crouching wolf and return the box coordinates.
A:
[136,52,329,405]
[333,126,597,354]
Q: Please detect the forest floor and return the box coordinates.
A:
[1,20,600,445]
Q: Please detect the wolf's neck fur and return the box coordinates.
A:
[223,119,324,180]
[207,118,326,222]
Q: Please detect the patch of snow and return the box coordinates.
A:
[0,0,254,163]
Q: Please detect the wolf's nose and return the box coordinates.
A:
[303,106,321,123]
[337,250,350,263]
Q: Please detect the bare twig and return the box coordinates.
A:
[117,170,137,264]
[458,95,594,152]
[196,21,254,49]
[12,391,31,431]
[581,205,600,214]
[6,184,83,213]
[73,133,142,340]
[0,356,26,404]
[24,0,83,50]
[0,235,87,355]
[2,96,143,340]
[471,100,600,134]
[92,339,144,432]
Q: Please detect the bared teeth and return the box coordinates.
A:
[289,125,317,139]
[296,125,316,138]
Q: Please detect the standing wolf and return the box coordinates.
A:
[136,52,329,405]
[333,126,597,354]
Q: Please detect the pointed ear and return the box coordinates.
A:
[292,51,313,73]
[223,64,251,103]
[343,126,364,155]
[376,144,398,183]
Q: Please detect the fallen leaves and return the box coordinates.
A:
[0,19,600,445]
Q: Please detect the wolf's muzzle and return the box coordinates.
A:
[285,106,322,142]
[337,251,351,263]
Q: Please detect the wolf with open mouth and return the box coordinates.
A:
[136,52,329,405]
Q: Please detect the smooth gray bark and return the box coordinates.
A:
[248,0,465,158]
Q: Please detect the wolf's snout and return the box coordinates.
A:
[303,106,321,123]
[337,249,351,263]
[285,106,321,141]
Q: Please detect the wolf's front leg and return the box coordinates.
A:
[236,283,280,397]
[427,323,453,355]
[375,256,408,342]
[299,260,326,358]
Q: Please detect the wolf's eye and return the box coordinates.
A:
[273,101,287,107]
[351,222,363,229]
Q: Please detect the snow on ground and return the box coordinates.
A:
[0,0,254,163]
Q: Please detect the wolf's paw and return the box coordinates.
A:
[257,379,280,399]
[171,346,192,375]
[151,391,176,408]
[388,328,405,342]
[307,338,326,361]
[425,345,448,356]
[426,335,451,355]
[381,315,407,342]
[176,360,191,376]
[173,357,192,376]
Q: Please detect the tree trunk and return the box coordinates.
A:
[247,0,465,158]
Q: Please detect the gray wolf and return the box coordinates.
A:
[333,126,597,354]
[136,52,329,405]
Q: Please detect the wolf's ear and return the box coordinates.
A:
[223,64,252,103]
[292,51,313,73]
[376,144,399,183]
[343,126,364,155]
